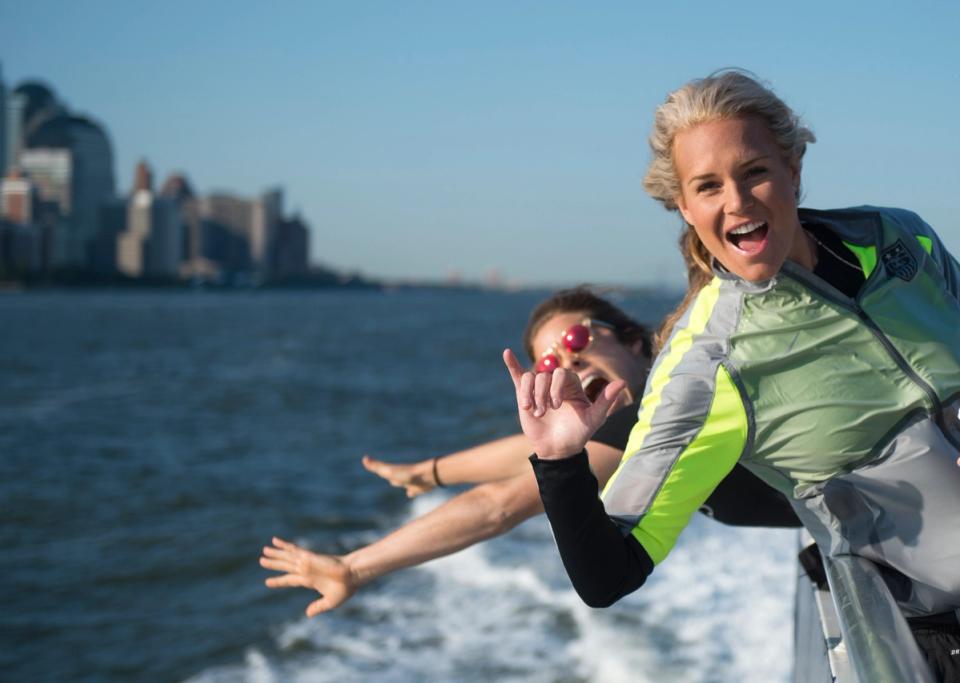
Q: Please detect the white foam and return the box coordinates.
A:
[187,491,797,682]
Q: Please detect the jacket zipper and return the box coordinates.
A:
[783,270,945,426]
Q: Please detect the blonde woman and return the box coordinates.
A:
[505,71,960,680]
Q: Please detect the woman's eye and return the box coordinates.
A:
[696,181,720,194]
[746,166,767,177]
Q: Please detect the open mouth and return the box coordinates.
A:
[727,221,768,254]
[583,376,609,403]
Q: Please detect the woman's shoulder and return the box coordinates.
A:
[800,205,931,234]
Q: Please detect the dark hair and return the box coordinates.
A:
[522,286,652,362]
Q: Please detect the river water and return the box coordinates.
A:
[0,289,798,682]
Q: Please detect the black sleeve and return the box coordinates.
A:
[530,450,654,608]
[703,465,802,527]
[591,400,802,528]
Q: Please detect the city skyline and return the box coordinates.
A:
[2,2,959,287]
[0,75,312,284]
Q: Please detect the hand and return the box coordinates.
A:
[361,455,435,498]
[502,349,624,460]
[260,537,358,617]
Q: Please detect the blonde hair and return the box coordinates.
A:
[644,69,816,347]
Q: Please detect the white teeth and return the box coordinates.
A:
[582,376,609,390]
[729,221,765,236]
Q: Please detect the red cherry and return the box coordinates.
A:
[563,324,591,353]
[536,354,560,373]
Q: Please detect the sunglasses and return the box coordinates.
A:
[534,318,617,373]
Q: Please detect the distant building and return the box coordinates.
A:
[253,188,282,273]
[115,161,181,278]
[272,214,310,277]
[18,148,71,211]
[18,148,74,267]
[87,197,127,274]
[1,167,36,225]
[0,219,43,274]
[5,81,117,268]
[159,173,219,279]
[0,63,7,175]
[199,192,255,274]
[3,90,27,179]
[0,168,43,273]
[0,69,317,284]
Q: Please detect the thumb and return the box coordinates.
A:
[588,379,627,424]
[306,597,330,618]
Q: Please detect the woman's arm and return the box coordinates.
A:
[260,475,544,617]
[532,451,654,607]
[361,433,535,497]
[262,440,626,616]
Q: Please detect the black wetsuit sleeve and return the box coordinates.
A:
[702,466,802,528]
[530,450,654,608]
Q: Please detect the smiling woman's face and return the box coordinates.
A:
[673,116,813,281]
[530,311,648,413]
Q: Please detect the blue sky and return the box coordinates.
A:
[2,1,958,287]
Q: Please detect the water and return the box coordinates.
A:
[0,289,798,682]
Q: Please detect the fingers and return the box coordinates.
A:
[508,348,553,415]
[260,555,296,573]
[271,536,297,551]
[360,455,382,474]
[549,368,570,409]
[517,365,534,411]
[533,371,552,416]
[260,537,302,573]
[509,353,580,417]
[265,574,305,588]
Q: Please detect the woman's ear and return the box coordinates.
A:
[629,337,651,363]
[676,195,694,228]
[789,158,801,198]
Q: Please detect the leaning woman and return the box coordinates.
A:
[504,70,960,681]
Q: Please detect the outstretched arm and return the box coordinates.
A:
[361,433,534,498]
[262,439,626,617]
[365,344,636,497]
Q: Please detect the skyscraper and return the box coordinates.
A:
[0,167,36,225]
[252,188,282,273]
[8,81,116,267]
[116,160,181,278]
[272,214,310,277]
[0,167,44,272]
[0,63,7,176]
[199,193,256,274]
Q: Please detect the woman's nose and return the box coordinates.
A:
[725,181,754,214]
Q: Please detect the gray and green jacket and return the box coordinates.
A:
[602,206,960,617]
